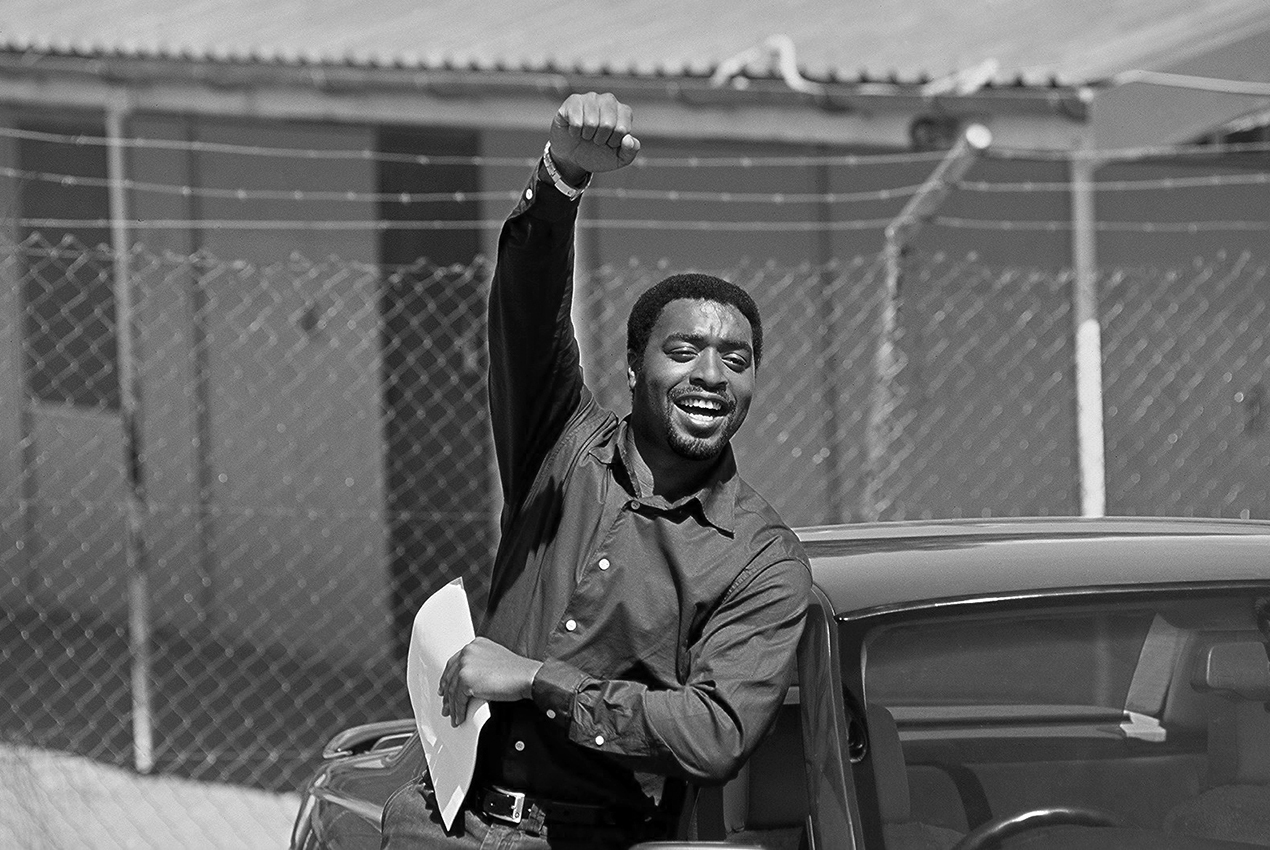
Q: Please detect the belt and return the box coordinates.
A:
[478,785,657,836]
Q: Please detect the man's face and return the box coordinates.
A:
[628,298,755,463]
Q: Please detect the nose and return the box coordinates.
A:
[690,349,726,389]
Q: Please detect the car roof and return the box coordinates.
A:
[796,517,1270,618]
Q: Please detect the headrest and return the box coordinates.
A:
[867,704,910,823]
[1193,642,1270,701]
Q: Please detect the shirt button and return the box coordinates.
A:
[597,558,610,571]
[546,709,556,719]
[595,735,605,746]
[565,619,577,632]
[628,499,639,510]
[524,188,534,200]
[514,740,525,752]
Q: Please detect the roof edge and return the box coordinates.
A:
[0,46,1089,120]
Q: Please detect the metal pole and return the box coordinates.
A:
[107,105,154,773]
[863,126,991,521]
[814,150,845,523]
[1070,148,1107,517]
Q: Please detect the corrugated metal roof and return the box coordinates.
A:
[2,0,1269,88]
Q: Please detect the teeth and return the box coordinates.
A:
[680,398,723,414]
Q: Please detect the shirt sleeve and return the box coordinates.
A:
[487,168,589,512]
[530,556,813,783]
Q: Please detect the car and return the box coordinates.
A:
[290,516,1270,850]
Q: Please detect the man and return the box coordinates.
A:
[382,92,811,850]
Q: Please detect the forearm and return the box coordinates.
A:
[487,168,586,500]
[531,657,794,782]
[489,90,638,502]
[528,564,811,782]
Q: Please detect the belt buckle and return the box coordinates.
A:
[485,786,527,825]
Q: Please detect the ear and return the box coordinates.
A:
[626,351,638,391]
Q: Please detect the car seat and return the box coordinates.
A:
[868,704,965,850]
[1163,640,1270,845]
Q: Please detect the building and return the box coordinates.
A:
[1,0,1268,668]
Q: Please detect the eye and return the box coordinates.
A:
[724,352,751,371]
[667,346,697,362]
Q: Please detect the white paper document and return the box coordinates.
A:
[406,577,490,830]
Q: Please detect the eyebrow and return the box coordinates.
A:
[664,331,753,355]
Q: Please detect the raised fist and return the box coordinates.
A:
[547,92,641,183]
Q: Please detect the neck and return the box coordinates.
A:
[626,426,717,501]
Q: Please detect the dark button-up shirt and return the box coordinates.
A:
[476,167,812,813]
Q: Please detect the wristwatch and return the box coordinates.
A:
[541,142,591,201]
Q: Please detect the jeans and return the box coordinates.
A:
[379,774,664,850]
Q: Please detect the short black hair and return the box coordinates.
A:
[626,273,763,371]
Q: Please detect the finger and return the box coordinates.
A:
[579,93,602,142]
[617,135,641,166]
[438,649,460,696]
[450,688,469,727]
[607,102,633,150]
[555,95,585,138]
[592,95,619,148]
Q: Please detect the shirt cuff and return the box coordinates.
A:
[530,657,586,728]
[508,164,583,224]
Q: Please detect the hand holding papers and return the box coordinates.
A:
[406,578,490,830]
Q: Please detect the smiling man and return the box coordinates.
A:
[381,92,811,850]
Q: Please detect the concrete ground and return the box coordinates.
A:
[0,745,300,850]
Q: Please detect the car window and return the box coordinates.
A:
[847,587,1270,849]
[866,610,1156,709]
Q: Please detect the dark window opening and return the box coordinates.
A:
[377,127,492,660]
[18,119,119,410]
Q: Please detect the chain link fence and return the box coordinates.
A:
[2,233,1269,846]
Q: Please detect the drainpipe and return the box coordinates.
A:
[863,124,991,521]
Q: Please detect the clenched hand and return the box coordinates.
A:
[438,637,543,727]
[547,91,641,184]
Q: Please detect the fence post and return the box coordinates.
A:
[107,105,154,774]
[862,125,991,521]
[1070,145,1107,517]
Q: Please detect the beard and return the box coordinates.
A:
[661,390,746,461]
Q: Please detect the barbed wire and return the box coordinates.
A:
[932,216,1270,233]
[986,140,1270,163]
[5,162,1268,209]
[16,216,900,232]
[958,172,1270,193]
[4,124,1269,168]
[0,164,926,205]
[0,125,945,167]
[19,215,1270,233]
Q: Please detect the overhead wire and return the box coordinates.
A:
[0,125,950,168]
[18,215,1270,233]
[4,123,1266,233]
[0,164,928,204]
[3,161,1268,208]
[14,217,903,232]
[957,172,1270,193]
[3,124,1268,169]
[933,217,1270,233]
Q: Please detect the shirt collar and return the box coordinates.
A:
[591,418,738,535]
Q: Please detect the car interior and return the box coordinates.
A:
[690,591,1270,850]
